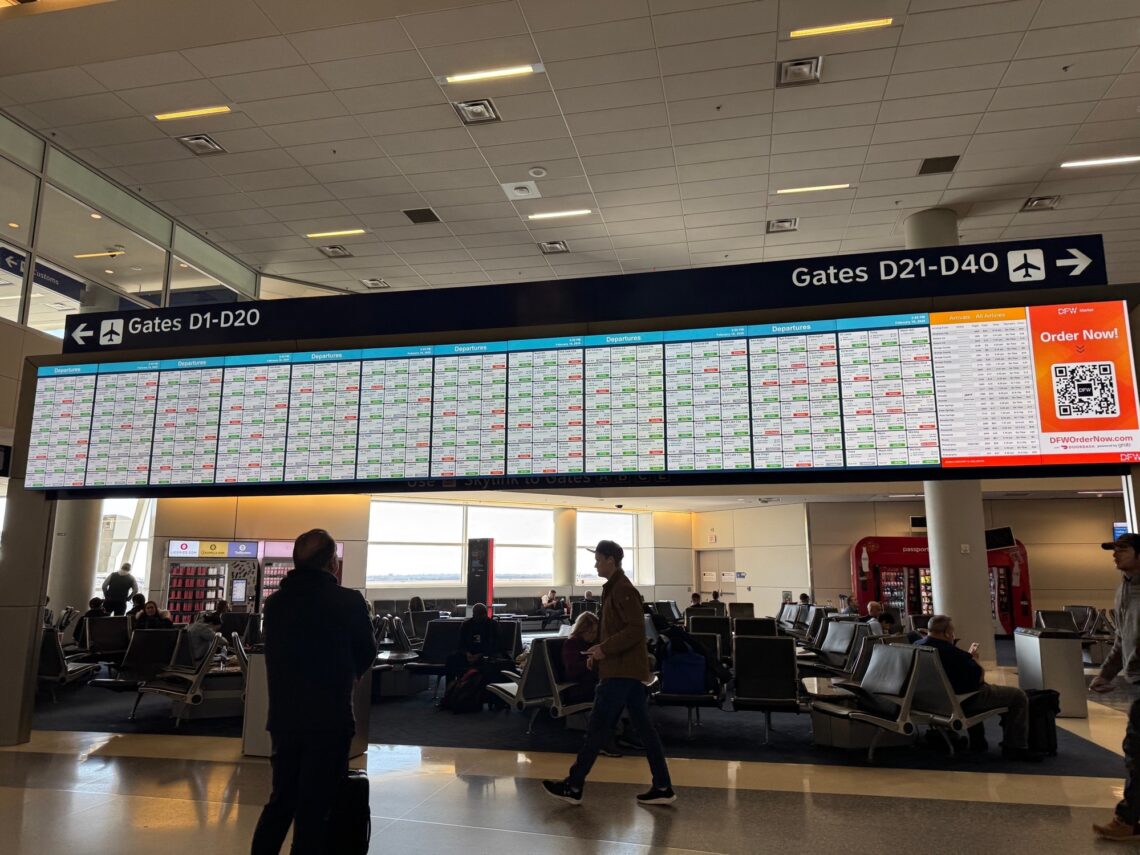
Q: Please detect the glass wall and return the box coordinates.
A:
[467,505,554,583]
[168,257,242,306]
[576,511,636,585]
[93,497,156,596]
[367,500,465,586]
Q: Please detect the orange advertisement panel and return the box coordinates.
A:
[1028,301,1140,463]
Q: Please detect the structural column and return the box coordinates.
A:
[553,508,576,591]
[908,208,997,662]
[46,498,103,620]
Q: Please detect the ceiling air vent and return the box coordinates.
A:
[403,208,440,224]
[538,240,569,254]
[777,57,823,86]
[1022,195,1060,212]
[176,134,226,156]
[453,99,501,124]
[502,180,541,200]
[766,218,799,234]
[360,278,390,289]
[318,244,353,258]
[918,155,959,175]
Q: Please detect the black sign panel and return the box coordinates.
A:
[62,235,1108,354]
[0,444,10,478]
[466,538,493,614]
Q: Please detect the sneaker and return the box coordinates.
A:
[636,786,676,805]
[542,779,582,805]
[599,744,623,758]
[1093,816,1140,841]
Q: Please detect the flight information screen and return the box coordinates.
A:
[24,300,1140,490]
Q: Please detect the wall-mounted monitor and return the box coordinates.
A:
[23,300,1140,495]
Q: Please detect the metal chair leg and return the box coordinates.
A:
[128,692,143,721]
[526,707,541,735]
[867,729,884,764]
[695,706,702,727]
[686,707,694,738]
[764,711,772,745]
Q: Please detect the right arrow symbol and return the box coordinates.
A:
[70,323,92,346]
[1057,248,1092,276]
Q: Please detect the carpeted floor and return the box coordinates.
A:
[34,673,1123,778]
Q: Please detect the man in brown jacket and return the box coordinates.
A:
[543,540,675,805]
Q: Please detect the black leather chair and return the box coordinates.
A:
[406,619,464,699]
[727,602,754,620]
[495,619,522,659]
[689,616,732,664]
[407,610,442,642]
[570,600,600,620]
[38,628,99,701]
[75,615,133,666]
[684,606,716,628]
[734,617,778,636]
[543,637,597,722]
[130,634,225,726]
[731,635,805,743]
[90,628,182,693]
[488,637,555,733]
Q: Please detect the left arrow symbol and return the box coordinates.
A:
[71,323,92,345]
[1057,248,1092,276]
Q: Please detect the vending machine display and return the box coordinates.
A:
[164,539,258,623]
[851,535,1032,634]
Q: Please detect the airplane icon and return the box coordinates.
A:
[98,318,124,344]
[1006,248,1045,282]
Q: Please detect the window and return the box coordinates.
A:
[367,501,464,585]
[576,511,636,585]
[94,497,155,595]
[366,501,556,586]
[467,506,554,583]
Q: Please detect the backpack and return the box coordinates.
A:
[658,637,710,694]
[1025,688,1060,756]
[440,667,487,713]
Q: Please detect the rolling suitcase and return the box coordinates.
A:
[326,768,370,855]
[1025,688,1060,756]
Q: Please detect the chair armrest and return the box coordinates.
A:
[955,691,981,703]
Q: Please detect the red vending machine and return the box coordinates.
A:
[164,539,258,624]
[259,540,344,610]
[850,536,1032,635]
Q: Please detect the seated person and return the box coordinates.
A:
[560,612,601,706]
[879,611,898,636]
[126,593,147,619]
[540,589,566,630]
[409,595,426,613]
[865,601,884,636]
[43,596,53,627]
[214,599,229,619]
[839,594,859,616]
[447,603,499,681]
[185,612,225,664]
[798,593,811,605]
[583,591,596,603]
[73,597,108,647]
[915,614,1039,761]
[134,600,174,630]
[689,592,702,608]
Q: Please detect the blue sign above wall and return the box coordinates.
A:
[61,234,1109,354]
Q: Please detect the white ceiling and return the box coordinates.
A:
[1,0,1140,293]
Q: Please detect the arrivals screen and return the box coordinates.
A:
[24,300,1140,491]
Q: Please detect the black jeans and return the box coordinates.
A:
[568,677,671,792]
[1120,692,1140,824]
[251,729,352,855]
[104,599,126,616]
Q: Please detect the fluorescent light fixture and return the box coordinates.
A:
[1060,155,1140,168]
[775,183,851,194]
[790,18,893,38]
[73,251,125,259]
[89,213,102,219]
[304,228,367,239]
[104,269,114,275]
[154,105,231,121]
[888,493,923,499]
[1078,490,1123,495]
[6,222,17,229]
[527,209,592,220]
[444,64,541,84]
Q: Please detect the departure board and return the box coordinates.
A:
[23,300,1140,491]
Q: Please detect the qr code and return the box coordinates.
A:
[1053,362,1119,418]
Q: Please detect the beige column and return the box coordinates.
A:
[553,508,576,590]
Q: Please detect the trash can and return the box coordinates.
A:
[1014,627,1087,718]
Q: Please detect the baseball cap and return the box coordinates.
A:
[586,539,624,562]
[1102,533,1140,551]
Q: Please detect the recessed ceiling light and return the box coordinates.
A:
[6,222,17,229]
[89,213,102,220]
[154,105,232,121]
[104,269,114,275]
[790,18,893,38]
[527,209,592,220]
[502,180,540,200]
[73,251,125,259]
[443,63,543,84]
[304,228,366,239]
[1060,154,1140,168]
[775,183,850,194]
[528,166,547,178]
[178,262,189,268]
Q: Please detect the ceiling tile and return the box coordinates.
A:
[557,78,664,114]
[573,126,672,156]
[1016,18,1140,60]
[118,79,229,116]
[23,92,134,126]
[284,137,385,165]
[872,114,981,144]
[1002,48,1134,87]
[249,185,333,207]
[480,138,579,166]
[492,157,583,182]
[583,153,675,178]
[769,147,866,173]
[545,50,660,90]
[976,103,1092,134]
[286,20,414,63]
[241,93,348,125]
[892,33,1021,74]
[419,35,539,79]
[665,64,774,101]
[391,148,489,174]
[772,125,872,154]
[657,34,775,77]
[865,135,972,163]
[422,186,508,207]
[377,126,473,157]
[883,63,1005,100]
[336,79,446,114]
[564,103,666,136]
[771,103,879,135]
[467,115,570,146]
[681,174,768,198]
[401,2,527,48]
[183,37,305,77]
[491,91,561,121]
[263,116,368,147]
[409,167,499,191]
[214,66,328,103]
[876,90,994,123]
[330,179,418,201]
[524,0,650,31]
[989,76,1115,111]
[356,104,460,135]
[594,185,680,207]
[265,199,351,221]
[1071,119,1140,145]
[226,167,317,192]
[50,116,165,147]
[83,52,202,90]
[676,157,766,182]
[900,0,1037,44]
[0,67,104,102]
[304,157,401,183]
[670,114,771,146]
[652,1,776,47]
[89,137,193,166]
[312,52,428,90]
[533,19,656,62]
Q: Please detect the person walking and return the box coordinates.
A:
[1092,533,1140,842]
[251,529,377,854]
[101,563,139,616]
[543,539,675,806]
